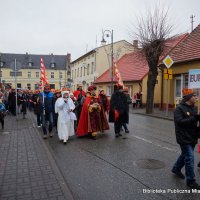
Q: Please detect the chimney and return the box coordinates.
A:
[133,40,138,49]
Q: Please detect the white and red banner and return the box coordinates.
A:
[113,59,124,87]
[39,58,48,90]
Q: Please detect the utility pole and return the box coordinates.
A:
[190,15,195,32]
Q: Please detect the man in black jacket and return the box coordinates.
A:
[109,85,129,138]
[172,91,200,189]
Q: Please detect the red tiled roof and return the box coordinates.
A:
[95,33,187,84]
[94,51,149,83]
[169,24,200,63]
[160,33,188,62]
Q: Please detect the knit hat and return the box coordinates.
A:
[182,89,196,102]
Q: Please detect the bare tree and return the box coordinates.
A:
[134,5,173,114]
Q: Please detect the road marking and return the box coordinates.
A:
[133,135,179,153]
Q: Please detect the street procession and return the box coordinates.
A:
[1,0,200,200]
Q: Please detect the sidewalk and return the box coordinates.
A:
[129,106,174,121]
[0,113,74,200]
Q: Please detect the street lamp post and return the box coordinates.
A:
[101,30,114,95]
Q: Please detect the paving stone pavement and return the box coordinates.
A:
[0,113,74,200]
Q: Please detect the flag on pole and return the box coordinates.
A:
[113,59,124,87]
[39,58,48,90]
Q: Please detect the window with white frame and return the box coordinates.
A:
[36,72,39,78]
[51,72,54,79]
[71,70,73,79]
[91,62,94,74]
[87,64,90,75]
[183,73,188,89]
[27,83,31,90]
[28,72,31,78]
[59,71,63,79]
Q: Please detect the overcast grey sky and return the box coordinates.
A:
[0,0,199,60]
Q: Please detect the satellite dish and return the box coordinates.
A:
[10,60,22,71]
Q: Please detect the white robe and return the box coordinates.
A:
[55,97,76,142]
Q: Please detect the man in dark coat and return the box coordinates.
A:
[8,89,16,116]
[109,85,129,138]
[32,90,41,127]
[172,90,200,189]
[39,84,54,139]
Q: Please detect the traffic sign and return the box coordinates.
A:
[164,69,173,80]
[163,55,174,69]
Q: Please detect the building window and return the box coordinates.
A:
[28,62,32,67]
[80,67,82,77]
[106,86,112,96]
[17,83,21,88]
[183,73,188,89]
[36,72,39,78]
[10,71,22,76]
[77,68,79,77]
[71,70,73,79]
[51,63,55,68]
[91,62,94,74]
[35,84,39,90]
[84,67,86,76]
[27,83,31,90]
[28,72,31,78]
[59,72,63,79]
[50,84,55,89]
[75,69,76,78]
[87,64,90,75]
[0,70,2,78]
[51,72,54,79]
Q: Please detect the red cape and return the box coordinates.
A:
[76,96,91,136]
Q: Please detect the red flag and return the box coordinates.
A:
[113,59,124,87]
[39,58,48,89]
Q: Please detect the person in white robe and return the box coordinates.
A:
[55,91,77,144]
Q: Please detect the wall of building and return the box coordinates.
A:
[162,60,200,107]
[96,41,133,77]
[71,52,96,91]
[1,68,66,90]
[141,70,162,106]
[71,41,134,92]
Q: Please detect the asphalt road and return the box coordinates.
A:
[38,113,200,200]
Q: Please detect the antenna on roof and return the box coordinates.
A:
[190,15,195,32]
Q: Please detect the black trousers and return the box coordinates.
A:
[114,121,122,134]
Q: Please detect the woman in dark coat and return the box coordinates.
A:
[109,85,129,138]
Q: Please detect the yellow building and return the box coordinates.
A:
[70,40,134,92]
[0,53,71,90]
[94,34,187,107]
[161,24,200,109]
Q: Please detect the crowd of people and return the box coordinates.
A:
[0,84,132,142]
